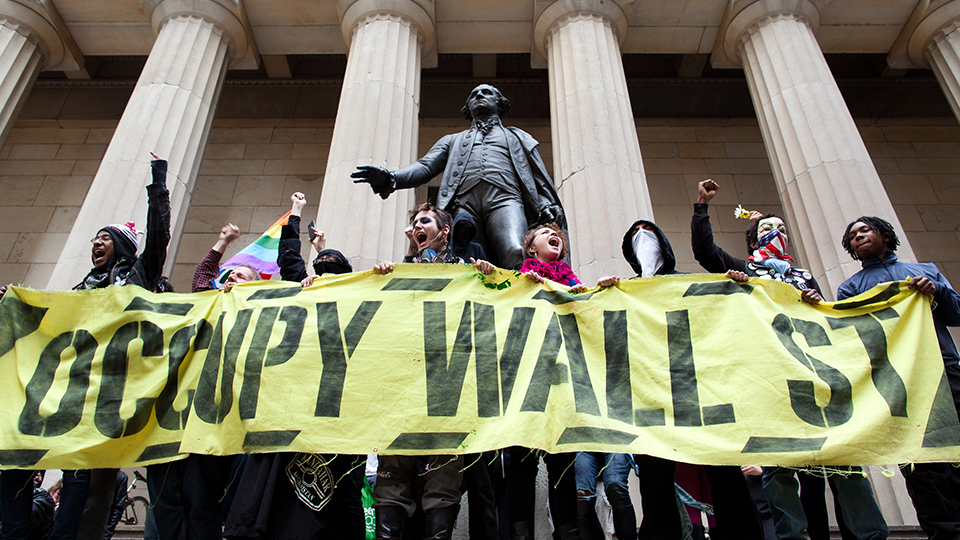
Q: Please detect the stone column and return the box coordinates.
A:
[47,0,259,289]
[315,0,435,269]
[0,0,82,148]
[534,0,652,285]
[712,0,916,297]
[888,0,960,126]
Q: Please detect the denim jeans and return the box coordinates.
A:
[761,467,888,540]
[575,453,637,540]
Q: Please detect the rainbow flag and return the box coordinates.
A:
[214,211,291,288]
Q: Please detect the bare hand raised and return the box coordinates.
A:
[697,179,719,204]
[290,192,306,216]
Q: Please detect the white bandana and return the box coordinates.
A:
[632,228,664,278]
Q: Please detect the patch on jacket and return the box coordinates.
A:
[286,453,334,512]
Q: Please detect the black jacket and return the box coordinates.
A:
[278,215,351,282]
[74,160,171,291]
[621,219,678,276]
[691,203,819,293]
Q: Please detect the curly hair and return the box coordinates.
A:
[460,85,511,121]
[523,222,568,261]
[744,213,783,255]
[841,216,900,260]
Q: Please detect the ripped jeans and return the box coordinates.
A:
[575,452,637,540]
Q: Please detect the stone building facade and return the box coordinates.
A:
[3,0,960,533]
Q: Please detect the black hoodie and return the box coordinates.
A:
[621,219,678,276]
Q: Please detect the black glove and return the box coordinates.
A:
[537,204,564,226]
[351,165,396,200]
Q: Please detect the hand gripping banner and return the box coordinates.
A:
[0,265,957,470]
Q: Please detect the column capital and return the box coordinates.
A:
[711,0,825,69]
[532,0,630,60]
[141,0,259,69]
[0,0,82,71]
[337,0,436,68]
[888,0,960,69]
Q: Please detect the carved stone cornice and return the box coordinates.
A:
[336,0,436,68]
[0,0,82,71]
[711,0,825,69]
[888,0,960,69]
[141,0,259,69]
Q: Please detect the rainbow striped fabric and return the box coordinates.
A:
[213,211,291,288]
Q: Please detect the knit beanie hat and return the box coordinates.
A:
[99,221,140,260]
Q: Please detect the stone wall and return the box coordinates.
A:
[0,90,958,297]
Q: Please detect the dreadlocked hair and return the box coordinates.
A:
[841,216,900,260]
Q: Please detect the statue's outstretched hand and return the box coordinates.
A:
[351,165,396,200]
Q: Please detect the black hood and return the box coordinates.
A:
[621,219,677,276]
[449,211,480,258]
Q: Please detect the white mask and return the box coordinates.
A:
[632,228,664,278]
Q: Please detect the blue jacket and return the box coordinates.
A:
[837,250,960,365]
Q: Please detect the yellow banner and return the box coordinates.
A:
[0,265,957,470]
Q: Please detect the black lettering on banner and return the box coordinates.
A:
[556,426,638,445]
[423,301,473,416]
[194,310,254,424]
[771,314,852,427]
[95,321,164,438]
[604,311,632,423]
[239,306,307,419]
[558,314,601,415]
[0,295,48,358]
[667,310,701,426]
[921,370,960,448]
[123,297,194,316]
[827,314,908,418]
[19,330,98,437]
[156,320,211,431]
[682,282,754,297]
[522,314,566,412]
[666,310,736,427]
[314,301,381,417]
[497,307,536,412]
[472,303,500,417]
[531,290,597,305]
[832,282,900,310]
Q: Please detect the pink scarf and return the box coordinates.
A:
[521,259,581,286]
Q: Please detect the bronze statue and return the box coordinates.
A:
[352,84,565,269]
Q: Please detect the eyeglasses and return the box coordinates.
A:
[90,234,112,244]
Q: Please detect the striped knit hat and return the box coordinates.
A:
[99,221,140,259]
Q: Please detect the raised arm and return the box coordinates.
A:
[192,224,239,292]
[691,179,747,274]
[139,157,172,288]
[279,192,309,283]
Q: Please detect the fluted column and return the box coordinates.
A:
[534,0,651,285]
[0,0,82,148]
[47,0,258,289]
[888,0,960,126]
[316,0,435,268]
[712,0,915,297]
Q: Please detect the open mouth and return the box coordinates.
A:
[416,231,428,246]
[547,237,561,249]
[92,247,106,262]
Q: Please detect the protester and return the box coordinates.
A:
[1,154,170,540]
[372,202,494,540]
[616,216,761,539]
[837,216,960,540]
[224,192,364,540]
[101,471,128,540]
[191,223,259,292]
[575,453,637,540]
[692,179,888,540]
